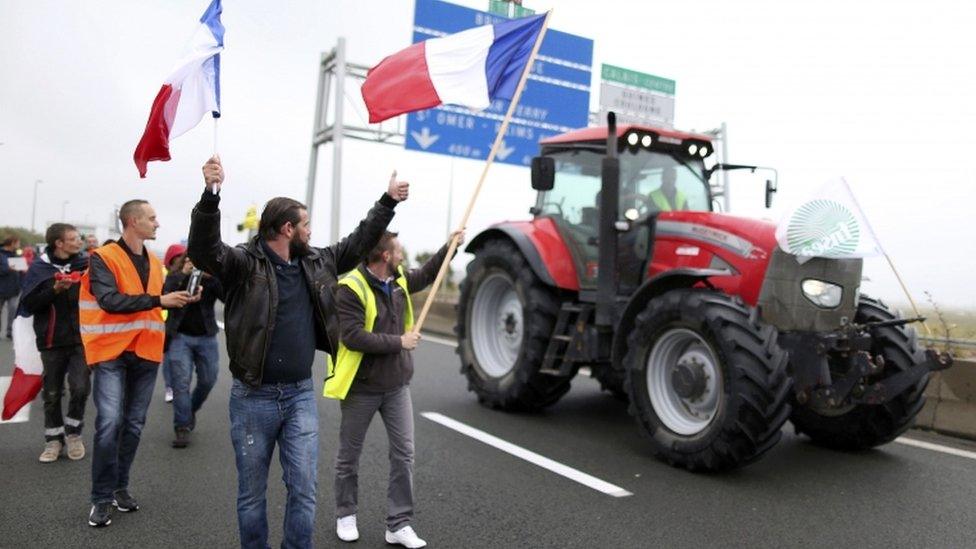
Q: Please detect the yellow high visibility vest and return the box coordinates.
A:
[323,265,414,400]
[650,188,687,211]
[79,243,165,366]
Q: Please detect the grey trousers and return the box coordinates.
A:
[0,294,16,336]
[334,385,415,531]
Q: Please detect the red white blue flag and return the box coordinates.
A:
[361,13,546,123]
[134,0,224,178]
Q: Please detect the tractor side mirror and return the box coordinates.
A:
[765,179,777,208]
[531,156,555,191]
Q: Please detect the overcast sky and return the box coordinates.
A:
[1,0,973,309]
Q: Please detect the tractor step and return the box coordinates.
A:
[540,303,593,377]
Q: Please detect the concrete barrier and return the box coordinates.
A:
[916,359,976,440]
[413,291,976,441]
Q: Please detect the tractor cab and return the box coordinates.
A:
[531,124,715,292]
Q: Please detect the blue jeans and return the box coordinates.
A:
[230,378,318,549]
[90,352,159,504]
[169,333,219,430]
[161,352,174,389]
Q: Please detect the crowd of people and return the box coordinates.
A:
[0,156,463,549]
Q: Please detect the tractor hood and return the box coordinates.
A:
[655,211,778,261]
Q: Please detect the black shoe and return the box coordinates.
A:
[88,502,113,527]
[172,428,190,448]
[112,489,139,512]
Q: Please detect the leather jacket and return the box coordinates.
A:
[188,190,397,387]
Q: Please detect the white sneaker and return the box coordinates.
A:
[164,388,174,403]
[39,440,62,463]
[336,515,359,542]
[385,525,426,548]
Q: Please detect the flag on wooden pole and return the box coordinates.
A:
[361,13,547,123]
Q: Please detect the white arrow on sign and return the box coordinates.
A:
[410,127,440,150]
[495,140,515,161]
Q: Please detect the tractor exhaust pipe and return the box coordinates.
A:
[596,112,620,327]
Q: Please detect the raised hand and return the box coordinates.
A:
[387,170,409,202]
[202,155,224,192]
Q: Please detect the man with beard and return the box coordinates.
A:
[20,223,90,463]
[327,230,463,548]
[188,155,408,549]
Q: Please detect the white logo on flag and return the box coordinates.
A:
[776,178,883,260]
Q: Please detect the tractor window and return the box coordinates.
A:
[623,155,710,214]
[539,150,603,228]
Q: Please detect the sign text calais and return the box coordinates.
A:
[405,0,593,166]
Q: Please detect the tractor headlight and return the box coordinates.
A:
[627,133,639,146]
[641,134,653,147]
[801,279,843,308]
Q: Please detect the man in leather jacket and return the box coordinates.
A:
[187,155,408,549]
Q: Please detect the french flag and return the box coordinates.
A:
[1,316,41,421]
[134,0,224,178]
[362,13,547,124]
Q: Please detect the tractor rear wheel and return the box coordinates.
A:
[457,239,572,411]
[789,296,928,450]
[624,289,792,472]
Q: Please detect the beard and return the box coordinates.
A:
[289,233,311,257]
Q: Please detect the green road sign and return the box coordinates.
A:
[601,64,676,95]
[488,1,535,18]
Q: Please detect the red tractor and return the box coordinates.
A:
[456,114,953,472]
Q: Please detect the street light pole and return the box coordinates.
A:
[31,179,42,233]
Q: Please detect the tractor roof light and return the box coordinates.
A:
[699,146,709,158]
[688,144,698,156]
[641,134,653,148]
[627,132,639,146]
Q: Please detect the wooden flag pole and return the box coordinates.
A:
[413,10,554,334]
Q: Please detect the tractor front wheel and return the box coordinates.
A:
[624,289,792,471]
[789,296,929,449]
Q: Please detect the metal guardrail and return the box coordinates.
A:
[920,336,976,349]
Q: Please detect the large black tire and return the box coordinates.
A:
[790,296,928,450]
[456,239,572,411]
[624,289,792,472]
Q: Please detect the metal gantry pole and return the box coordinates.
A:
[720,121,731,212]
[330,37,347,244]
[306,52,329,217]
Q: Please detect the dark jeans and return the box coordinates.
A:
[40,345,91,442]
[335,386,415,531]
[230,377,318,549]
[161,352,174,389]
[0,294,16,336]
[90,352,158,504]
[169,333,219,430]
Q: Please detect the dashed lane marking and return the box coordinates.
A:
[422,411,633,497]
[895,437,976,461]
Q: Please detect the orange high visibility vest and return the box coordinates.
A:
[79,242,165,366]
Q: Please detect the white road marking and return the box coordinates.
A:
[420,333,457,348]
[0,376,31,424]
[895,437,976,461]
[422,411,633,497]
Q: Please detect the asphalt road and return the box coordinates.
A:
[2,334,976,548]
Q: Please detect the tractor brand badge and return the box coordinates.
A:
[784,199,860,257]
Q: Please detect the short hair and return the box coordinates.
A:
[1,236,18,247]
[119,199,150,228]
[259,197,306,241]
[45,223,78,249]
[367,231,399,264]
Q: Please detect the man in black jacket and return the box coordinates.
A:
[20,224,90,463]
[332,230,462,548]
[188,155,408,549]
